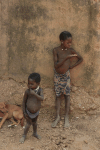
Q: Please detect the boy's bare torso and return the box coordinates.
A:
[54,47,74,74]
[26,89,41,114]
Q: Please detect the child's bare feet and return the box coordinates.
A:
[51,116,60,128]
[19,135,26,143]
[32,133,41,139]
[64,116,70,128]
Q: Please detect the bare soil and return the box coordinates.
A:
[0,79,100,150]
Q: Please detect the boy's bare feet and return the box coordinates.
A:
[32,133,41,139]
[64,116,70,128]
[51,116,60,128]
[19,135,26,143]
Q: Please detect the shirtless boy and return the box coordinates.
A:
[52,31,83,128]
[19,73,44,143]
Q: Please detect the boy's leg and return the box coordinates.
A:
[64,95,70,127]
[51,95,61,128]
[32,116,41,139]
[19,118,31,143]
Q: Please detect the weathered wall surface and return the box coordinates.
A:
[0,0,100,95]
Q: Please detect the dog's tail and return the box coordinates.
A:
[20,117,24,127]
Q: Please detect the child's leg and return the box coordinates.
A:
[51,95,61,128]
[19,118,31,143]
[32,116,41,139]
[64,95,70,127]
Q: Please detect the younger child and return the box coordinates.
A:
[19,73,44,143]
[52,31,83,128]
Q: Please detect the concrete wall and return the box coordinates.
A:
[0,0,100,95]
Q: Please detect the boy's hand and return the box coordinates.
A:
[72,54,77,56]
[23,112,28,118]
[30,89,36,95]
[68,54,77,58]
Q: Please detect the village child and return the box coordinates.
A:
[52,31,83,128]
[19,73,44,143]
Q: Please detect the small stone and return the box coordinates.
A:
[61,134,66,140]
[84,140,88,144]
[71,86,77,92]
[55,140,61,145]
[65,144,68,147]
[20,128,22,130]
[62,140,67,144]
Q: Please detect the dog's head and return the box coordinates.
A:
[0,102,8,113]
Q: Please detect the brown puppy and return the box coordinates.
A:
[0,102,24,128]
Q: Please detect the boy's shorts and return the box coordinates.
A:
[54,70,70,97]
[25,108,39,124]
[26,108,39,119]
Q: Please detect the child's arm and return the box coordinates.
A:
[30,88,44,101]
[53,49,76,69]
[22,90,28,116]
[69,49,83,69]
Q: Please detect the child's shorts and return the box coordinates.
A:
[26,108,39,119]
[54,70,70,97]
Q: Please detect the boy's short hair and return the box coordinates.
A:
[59,31,72,41]
[28,73,41,83]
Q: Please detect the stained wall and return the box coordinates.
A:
[0,0,100,95]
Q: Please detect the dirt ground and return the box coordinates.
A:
[0,79,100,150]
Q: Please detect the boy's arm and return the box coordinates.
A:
[53,48,77,69]
[22,90,28,114]
[30,88,44,101]
[69,49,83,69]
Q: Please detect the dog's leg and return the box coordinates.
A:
[0,112,4,118]
[20,117,24,127]
[0,113,8,128]
[8,118,18,127]
[15,120,20,126]
[13,110,24,127]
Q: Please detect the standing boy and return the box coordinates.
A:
[19,73,44,143]
[52,31,83,128]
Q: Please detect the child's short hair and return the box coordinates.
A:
[28,73,41,83]
[59,31,72,41]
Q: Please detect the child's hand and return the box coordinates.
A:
[67,54,77,59]
[72,54,77,57]
[30,89,36,95]
[24,112,28,118]
[70,54,77,57]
